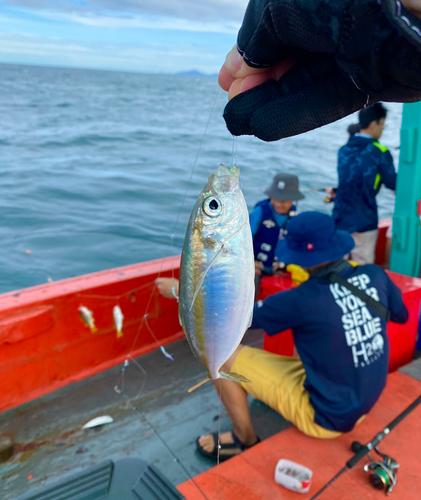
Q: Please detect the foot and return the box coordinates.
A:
[198,431,236,454]
[197,431,260,461]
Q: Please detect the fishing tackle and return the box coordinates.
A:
[352,441,399,495]
[309,394,421,500]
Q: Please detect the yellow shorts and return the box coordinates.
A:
[231,346,341,439]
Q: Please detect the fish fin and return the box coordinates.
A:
[219,371,251,384]
[187,376,211,393]
[190,244,225,311]
[247,309,253,329]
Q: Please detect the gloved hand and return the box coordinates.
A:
[222,0,421,141]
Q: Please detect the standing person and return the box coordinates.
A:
[251,173,304,290]
[196,212,408,461]
[324,122,362,204]
[332,103,396,264]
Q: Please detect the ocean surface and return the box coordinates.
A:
[0,63,402,294]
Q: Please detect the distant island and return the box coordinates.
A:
[177,70,218,77]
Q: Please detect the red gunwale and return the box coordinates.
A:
[1,219,420,415]
[0,255,182,413]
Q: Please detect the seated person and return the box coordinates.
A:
[196,212,408,461]
[251,172,304,279]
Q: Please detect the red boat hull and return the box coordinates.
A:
[0,219,419,414]
[0,256,182,413]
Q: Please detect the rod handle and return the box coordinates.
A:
[346,444,370,468]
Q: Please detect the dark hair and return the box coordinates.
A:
[358,103,387,129]
[347,123,361,136]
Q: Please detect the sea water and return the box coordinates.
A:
[0,63,401,294]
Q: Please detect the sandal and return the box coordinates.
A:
[196,432,260,462]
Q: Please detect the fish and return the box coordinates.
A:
[78,305,97,333]
[82,415,113,429]
[179,164,255,392]
[113,305,124,338]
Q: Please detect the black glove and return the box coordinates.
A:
[223,0,421,141]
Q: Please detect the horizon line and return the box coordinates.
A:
[0,60,218,77]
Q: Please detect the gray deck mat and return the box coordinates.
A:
[0,329,289,500]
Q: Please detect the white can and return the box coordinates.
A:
[274,459,313,494]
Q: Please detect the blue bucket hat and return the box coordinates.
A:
[276,211,355,268]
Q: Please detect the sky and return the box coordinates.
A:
[0,0,249,73]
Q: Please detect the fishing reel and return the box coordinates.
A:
[352,441,399,495]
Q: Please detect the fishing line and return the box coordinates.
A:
[76,280,153,301]
[110,83,223,500]
[77,84,222,359]
[115,391,212,500]
[230,136,238,170]
[170,85,222,277]
[126,83,222,357]
[75,82,223,499]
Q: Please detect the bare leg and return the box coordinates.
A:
[198,346,259,453]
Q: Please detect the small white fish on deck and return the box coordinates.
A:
[78,306,97,333]
[179,164,255,392]
[82,415,113,429]
[113,305,124,338]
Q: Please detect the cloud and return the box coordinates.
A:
[0,31,226,73]
[7,0,249,23]
[33,9,241,33]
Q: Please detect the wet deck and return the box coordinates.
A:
[0,330,290,500]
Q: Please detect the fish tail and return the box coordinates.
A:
[116,329,123,338]
[90,325,98,333]
[187,376,211,393]
[219,371,251,384]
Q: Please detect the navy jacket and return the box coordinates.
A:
[252,199,293,272]
[332,135,396,233]
[251,260,408,433]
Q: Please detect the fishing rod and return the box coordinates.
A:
[310,394,421,500]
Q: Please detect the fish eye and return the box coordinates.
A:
[203,196,222,217]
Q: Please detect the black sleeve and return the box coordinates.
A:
[224,0,421,142]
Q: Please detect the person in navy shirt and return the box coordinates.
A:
[197,212,408,461]
[251,172,304,298]
[332,103,397,264]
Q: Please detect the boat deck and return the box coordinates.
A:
[1,336,420,500]
[0,330,289,500]
[179,359,421,500]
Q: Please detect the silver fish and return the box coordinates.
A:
[78,306,97,333]
[113,305,124,338]
[179,164,255,391]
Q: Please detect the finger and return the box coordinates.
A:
[223,45,269,80]
[223,58,375,141]
[218,65,235,92]
[230,59,295,98]
[228,78,244,100]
